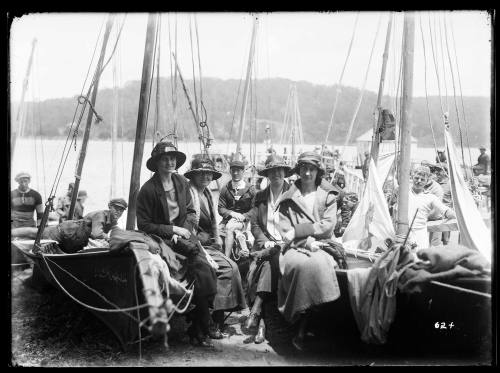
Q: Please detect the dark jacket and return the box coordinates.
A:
[250,182,290,252]
[136,173,196,239]
[218,180,256,224]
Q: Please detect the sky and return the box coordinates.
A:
[9,11,492,102]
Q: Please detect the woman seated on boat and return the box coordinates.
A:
[245,155,291,344]
[11,198,128,253]
[406,165,456,251]
[136,141,218,348]
[276,151,341,351]
[184,157,247,339]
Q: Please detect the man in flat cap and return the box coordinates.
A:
[12,198,128,254]
[218,160,257,259]
[11,172,44,229]
[473,146,490,176]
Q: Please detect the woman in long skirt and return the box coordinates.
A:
[184,157,247,339]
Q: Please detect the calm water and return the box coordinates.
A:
[11,138,483,229]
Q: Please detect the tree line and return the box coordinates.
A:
[14,77,491,149]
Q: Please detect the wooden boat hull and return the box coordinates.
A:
[264,256,491,357]
[20,247,150,351]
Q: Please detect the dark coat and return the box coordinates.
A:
[136,173,196,239]
[217,180,256,224]
[250,181,290,252]
[137,173,217,299]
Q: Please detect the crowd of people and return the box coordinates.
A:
[11,141,487,351]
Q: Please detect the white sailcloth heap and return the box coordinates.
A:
[444,129,492,264]
[342,158,395,253]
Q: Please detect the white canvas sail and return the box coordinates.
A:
[342,158,395,252]
[444,129,491,264]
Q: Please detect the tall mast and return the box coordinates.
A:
[68,16,115,220]
[370,13,393,166]
[235,17,258,162]
[12,38,37,156]
[395,12,415,238]
[110,30,120,199]
[126,13,159,230]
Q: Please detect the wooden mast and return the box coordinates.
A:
[12,38,37,156]
[126,13,159,230]
[235,17,258,162]
[110,31,120,199]
[370,13,393,166]
[395,12,415,238]
[68,16,115,220]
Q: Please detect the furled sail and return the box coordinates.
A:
[444,129,491,264]
[342,158,395,252]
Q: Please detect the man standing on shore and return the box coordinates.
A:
[11,172,43,229]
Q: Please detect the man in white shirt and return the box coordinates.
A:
[407,166,456,251]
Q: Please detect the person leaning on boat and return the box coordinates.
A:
[11,198,128,253]
[276,151,341,351]
[135,141,218,348]
[217,160,257,258]
[184,157,247,340]
[406,165,456,251]
[55,182,75,223]
[245,154,291,344]
[11,172,43,229]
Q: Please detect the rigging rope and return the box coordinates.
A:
[189,15,200,126]
[448,16,474,171]
[436,14,450,113]
[440,14,467,173]
[324,12,360,148]
[419,14,444,174]
[445,14,474,173]
[341,14,382,155]
[427,14,445,116]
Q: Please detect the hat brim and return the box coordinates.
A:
[290,160,325,177]
[146,151,186,172]
[184,168,222,181]
[258,165,292,177]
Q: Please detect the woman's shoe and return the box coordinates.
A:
[254,323,266,344]
[245,312,260,329]
[208,328,225,339]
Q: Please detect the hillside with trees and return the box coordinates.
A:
[13,77,491,148]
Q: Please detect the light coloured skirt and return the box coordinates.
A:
[277,248,340,324]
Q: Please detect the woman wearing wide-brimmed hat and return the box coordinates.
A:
[275,151,341,351]
[244,154,291,344]
[184,157,247,339]
[136,141,218,347]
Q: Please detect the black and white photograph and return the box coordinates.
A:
[9,10,494,366]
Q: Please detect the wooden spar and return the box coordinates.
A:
[235,17,258,162]
[395,12,415,238]
[172,53,201,135]
[68,16,115,220]
[370,13,393,166]
[12,38,37,156]
[126,13,159,230]
[110,35,119,199]
[291,87,296,163]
